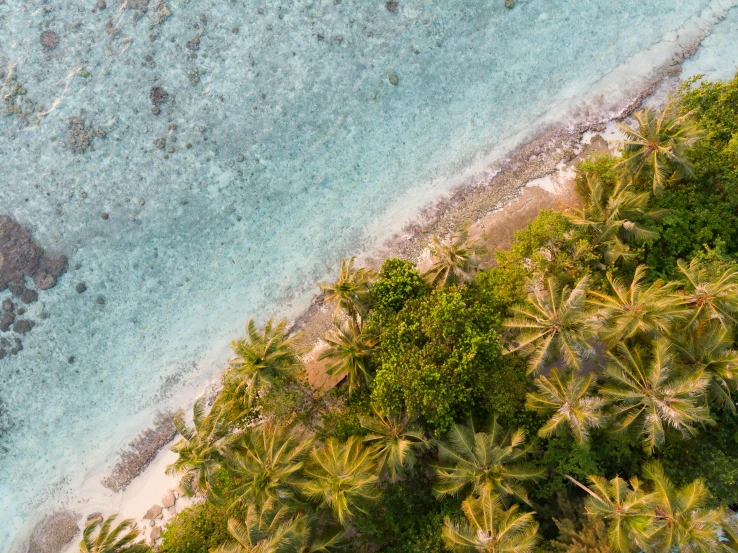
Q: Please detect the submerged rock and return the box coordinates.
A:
[386,1,399,12]
[13,319,35,334]
[26,511,79,553]
[1,299,13,312]
[150,86,168,105]
[40,31,60,51]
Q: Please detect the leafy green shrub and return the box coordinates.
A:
[371,285,503,433]
[370,258,429,312]
[159,501,231,553]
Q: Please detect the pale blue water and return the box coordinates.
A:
[1,0,737,549]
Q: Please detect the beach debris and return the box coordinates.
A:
[144,505,163,520]
[386,1,399,12]
[26,511,79,553]
[0,215,67,292]
[162,489,175,508]
[388,73,399,85]
[40,31,60,50]
[75,283,87,294]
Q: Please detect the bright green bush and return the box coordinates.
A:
[371,285,503,433]
[159,501,231,553]
[370,257,429,312]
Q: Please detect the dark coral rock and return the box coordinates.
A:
[386,1,399,12]
[21,289,38,304]
[76,283,87,294]
[0,313,15,332]
[12,319,34,334]
[8,282,24,297]
[40,31,60,50]
[149,86,168,105]
[1,299,13,312]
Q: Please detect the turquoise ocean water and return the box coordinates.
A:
[1,0,738,549]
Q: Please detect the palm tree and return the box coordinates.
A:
[567,474,653,553]
[300,436,379,526]
[318,257,374,318]
[614,103,704,193]
[677,258,738,330]
[423,230,486,288]
[360,408,431,482]
[566,174,667,266]
[228,318,301,405]
[587,265,686,345]
[442,488,539,553]
[227,423,313,511]
[599,342,711,453]
[670,323,738,412]
[216,505,344,553]
[319,317,377,396]
[80,515,151,553]
[642,461,725,553]
[525,368,607,444]
[433,417,542,503]
[504,276,594,374]
[166,398,236,496]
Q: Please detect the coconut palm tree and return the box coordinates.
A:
[587,265,687,345]
[614,103,704,193]
[319,317,377,396]
[215,504,343,553]
[360,408,431,483]
[227,423,313,511]
[166,398,236,496]
[677,258,738,330]
[318,257,374,318]
[566,174,667,266]
[567,473,653,553]
[442,488,539,553]
[525,368,607,444]
[599,342,711,453]
[229,318,301,405]
[423,230,486,288]
[433,417,543,504]
[641,461,725,553]
[80,515,151,553]
[504,276,594,374]
[670,323,738,412]
[300,436,379,526]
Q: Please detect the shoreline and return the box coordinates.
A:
[16,2,738,550]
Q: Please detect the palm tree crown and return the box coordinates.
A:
[318,257,374,318]
[587,265,686,344]
[319,317,377,396]
[566,174,667,266]
[442,488,539,553]
[166,398,235,496]
[677,258,738,330]
[615,103,704,193]
[360,409,430,483]
[600,342,711,453]
[300,436,379,526]
[433,417,542,503]
[80,515,151,553]
[526,368,607,444]
[229,318,301,404]
[423,230,485,288]
[227,423,313,511]
[504,276,594,374]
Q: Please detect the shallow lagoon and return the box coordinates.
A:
[1,0,737,549]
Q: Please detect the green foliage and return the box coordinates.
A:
[371,257,429,312]
[316,389,371,442]
[371,285,503,432]
[160,501,231,553]
[531,433,600,502]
